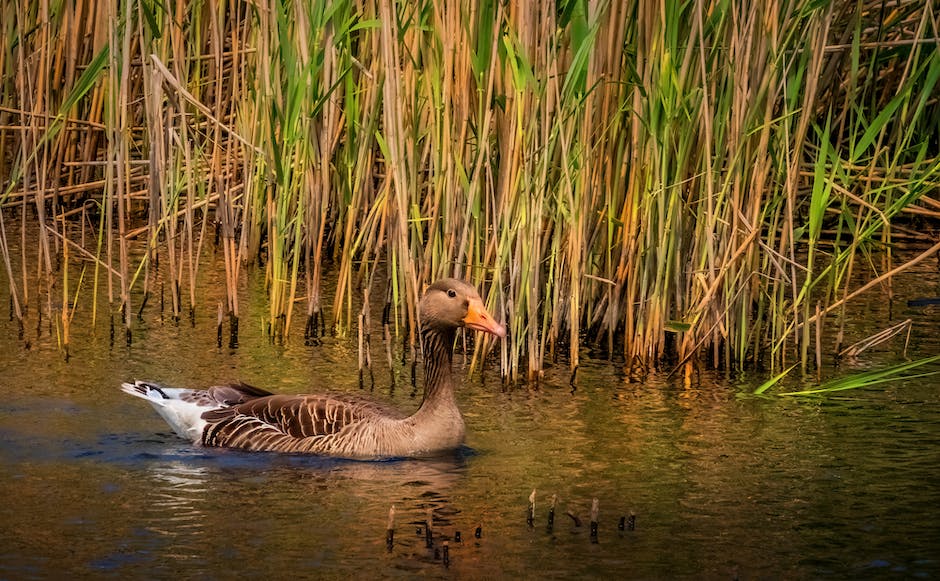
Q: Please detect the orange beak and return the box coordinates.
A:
[463,298,506,338]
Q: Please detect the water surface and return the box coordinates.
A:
[2,257,939,579]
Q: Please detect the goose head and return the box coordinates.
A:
[420,278,506,338]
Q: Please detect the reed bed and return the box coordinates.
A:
[1,0,938,382]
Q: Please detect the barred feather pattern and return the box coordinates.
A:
[200,394,409,456]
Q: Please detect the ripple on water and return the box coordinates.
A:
[2,263,940,578]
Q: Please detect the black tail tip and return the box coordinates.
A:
[125,380,170,399]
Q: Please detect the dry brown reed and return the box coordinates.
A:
[1,0,937,381]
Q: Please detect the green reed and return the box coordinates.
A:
[0,0,937,382]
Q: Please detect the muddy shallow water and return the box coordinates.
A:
[2,255,940,579]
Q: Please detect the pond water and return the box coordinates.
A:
[2,251,940,579]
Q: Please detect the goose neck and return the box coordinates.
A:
[420,327,455,404]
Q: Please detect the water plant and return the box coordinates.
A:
[0,0,937,383]
[764,354,940,396]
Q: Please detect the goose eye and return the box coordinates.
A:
[446,289,457,298]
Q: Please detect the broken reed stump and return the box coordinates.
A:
[590,498,599,543]
[565,510,582,527]
[229,313,239,348]
[386,505,395,551]
[618,514,636,531]
[217,302,224,348]
[304,309,325,346]
[137,291,149,320]
[547,494,557,532]
[425,509,433,548]
[527,489,536,527]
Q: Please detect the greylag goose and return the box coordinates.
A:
[121,278,505,458]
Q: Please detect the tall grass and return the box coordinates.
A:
[1,0,937,381]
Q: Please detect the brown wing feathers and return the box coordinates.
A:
[179,382,274,407]
[202,409,295,451]
[200,395,395,453]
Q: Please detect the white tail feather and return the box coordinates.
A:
[121,381,215,443]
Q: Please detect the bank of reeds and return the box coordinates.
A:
[1,0,938,381]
